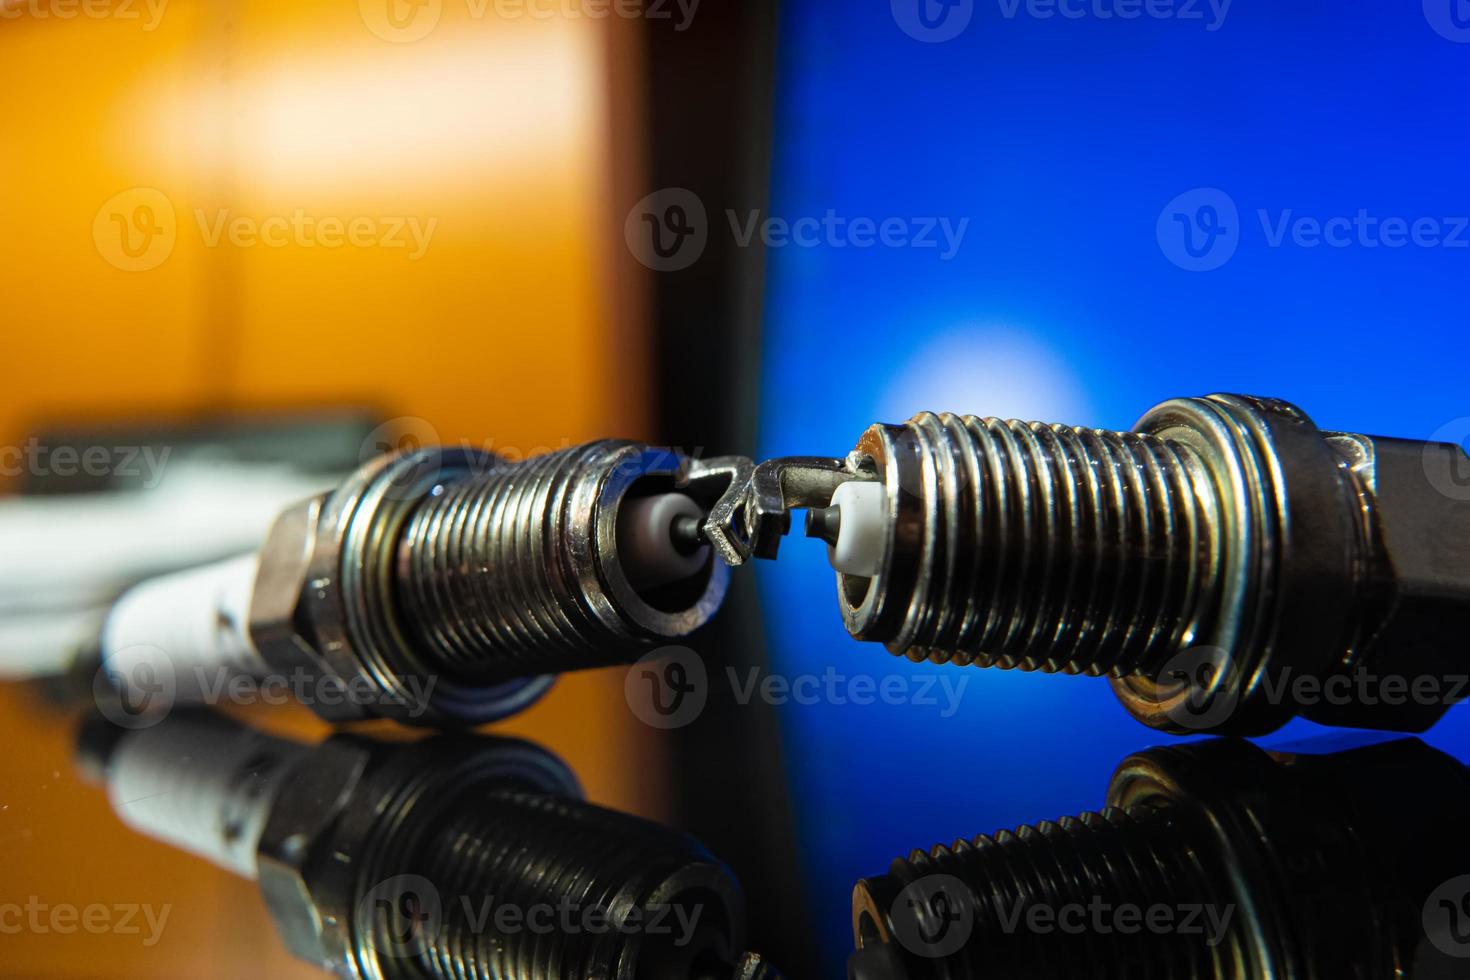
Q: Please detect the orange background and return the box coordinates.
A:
[0,1,658,975]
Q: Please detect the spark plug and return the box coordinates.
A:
[849,736,1470,979]
[77,711,780,980]
[98,442,749,726]
[706,394,1470,735]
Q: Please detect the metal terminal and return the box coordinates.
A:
[805,505,842,548]
[703,455,873,565]
[79,711,783,980]
[671,514,707,555]
[851,736,1470,979]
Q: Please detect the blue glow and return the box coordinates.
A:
[758,2,1470,972]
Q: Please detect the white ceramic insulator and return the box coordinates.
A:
[828,481,887,578]
[101,553,268,702]
[616,493,710,591]
[105,715,309,879]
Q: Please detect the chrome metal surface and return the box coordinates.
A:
[704,455,872,565]
[851,737,1470,980]
[248,443,742,727]
[83,713,782,980]
[395,443,737,683]
[821,394,1470,735]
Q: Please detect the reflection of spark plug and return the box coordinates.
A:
[77,711,781,980]
[97,443,748,726]
[707,394,1470,735]
[849,736,1470,979]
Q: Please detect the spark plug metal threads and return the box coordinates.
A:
[101,442,747,727]
[79,712,781,980]
[853,803,1224,979]
[99,394,1470,735]
[393,443,731,684]
[411,790,742,979]
[850,737,1470,979]
[834,411,1226,672]
[708,394,1470,735]
[279,443,744,726]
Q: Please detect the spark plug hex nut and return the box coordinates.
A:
[1303,433,1470,729]
[255,737,376,968]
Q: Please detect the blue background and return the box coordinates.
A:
[757,1,1470,972]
